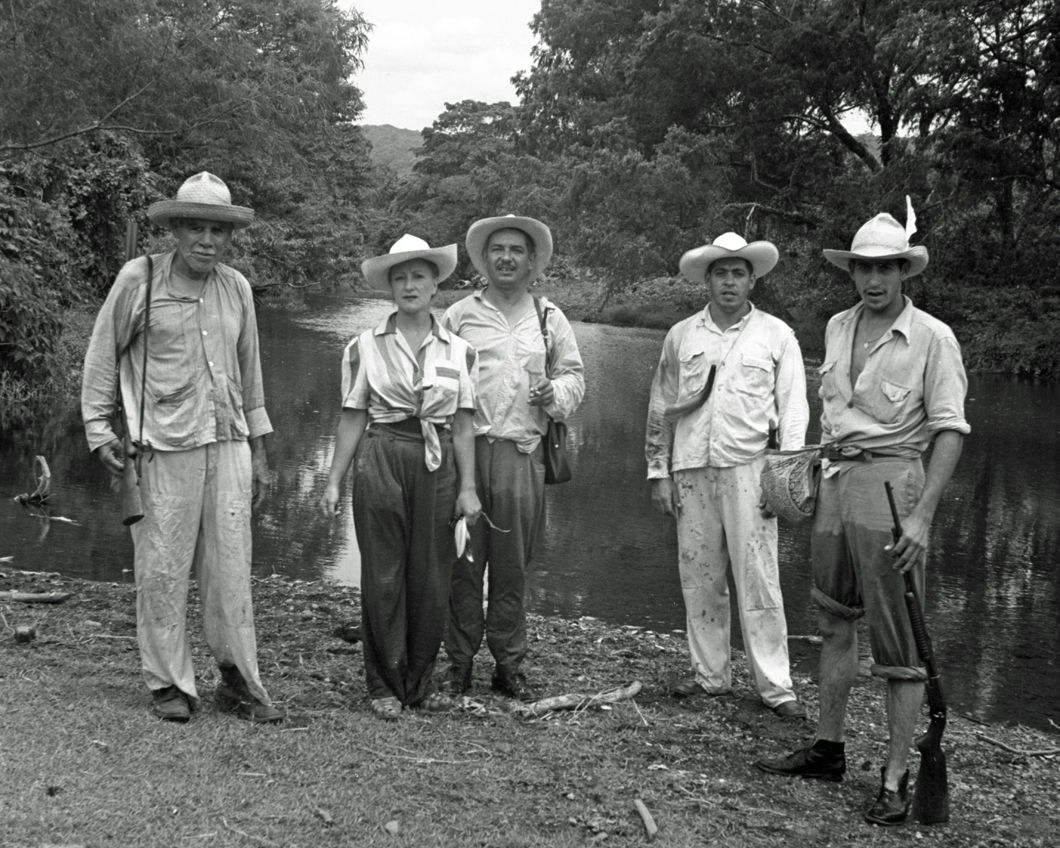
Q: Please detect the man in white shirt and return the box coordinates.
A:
[440,215,585,701]
[645,233,808,717]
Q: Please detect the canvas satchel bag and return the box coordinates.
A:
[533,297,572,484]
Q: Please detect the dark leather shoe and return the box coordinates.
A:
[439,664,472,697]
[755,743,846,782]
[216,665,283,723]
[152,686,191,722]
[671,678,705,698]
[864,768,910,826]
[491,669,539,702]
[771,699,807,719]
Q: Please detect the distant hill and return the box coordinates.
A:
[363,125,423,179]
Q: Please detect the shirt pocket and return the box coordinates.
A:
[151,382,197,434]
[872,379,913,425]
[676,349,709,404]
[733,354,773,398]
[420,362,460,417]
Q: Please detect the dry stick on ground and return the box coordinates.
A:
[515,681,644,717]
[633,799,659,841]
[975,733,1060,757]
[0,591,72,604]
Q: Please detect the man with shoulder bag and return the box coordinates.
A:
[439,214,585,702]
[646,232,809,718]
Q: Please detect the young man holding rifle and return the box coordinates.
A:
[755,204,968,825]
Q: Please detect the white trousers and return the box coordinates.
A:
[130,440,270,704]
[674,459,796,707]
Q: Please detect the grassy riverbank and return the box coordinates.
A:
[1,566,1057,848]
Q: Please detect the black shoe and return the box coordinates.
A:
[215,665,284,723]
[439,664,472,697]
[864,768,910,826]
[491,669,539,702]
[755,743,846,782]
[151,686,191,722]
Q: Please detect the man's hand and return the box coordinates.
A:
[319,481,342,518]
[251,445,271,510]
[455,488,483,526]
[95,439,126,477]
[758,494,776,520]
[528,377,554,407]
[651,478,681,517]
[885,510,930,573]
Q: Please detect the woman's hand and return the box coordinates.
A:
[455,488,482,526]
[319,481,343,519]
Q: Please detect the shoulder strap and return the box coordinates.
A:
[532,295,553,375]
[137,255,153,447]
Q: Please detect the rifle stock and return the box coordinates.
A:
[885,481,950,824]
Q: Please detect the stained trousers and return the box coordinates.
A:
[446,436,545,674]
[131,440,270,705]
[352,425,456,705]
[674,459,796,707]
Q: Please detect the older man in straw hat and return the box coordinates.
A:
[82,172,282,723]
[646,232,809,718]
[756,202,969,826]
[438,214,585,702]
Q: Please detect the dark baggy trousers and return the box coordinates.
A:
[352,423,456,705]
[446,436,546,675]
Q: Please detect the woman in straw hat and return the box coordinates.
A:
[319,235,482,719]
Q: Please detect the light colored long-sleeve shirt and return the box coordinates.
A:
[646,304,808,478]
[340,312,478,470]
[819,296,969,456]
[82,252,273,453]
[442,291,585,453]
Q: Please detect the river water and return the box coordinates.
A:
[3,294,1059,732]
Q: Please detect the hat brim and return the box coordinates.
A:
[148,201,255,229]
[466,216,553,281]
[361,244,458,291]
[679,241,779,282]
[823,246,929,278]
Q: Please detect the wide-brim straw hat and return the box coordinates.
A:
[823,212,929,277]
[147,172,255,229]
[361,234,458,291]
[679,232,779,282]
[465,214,553,281]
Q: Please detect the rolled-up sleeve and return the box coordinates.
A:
[544,310,585,421]
[340,337,369,409]
[236,281,272,439]
[924,335,971,435]
[774,332,810,450]
[645,330,679,479]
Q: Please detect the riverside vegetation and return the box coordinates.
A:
[2,565,1058,847]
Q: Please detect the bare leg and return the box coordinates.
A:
[884,680,924,789]
[815,610,858,742]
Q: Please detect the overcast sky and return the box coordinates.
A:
[344,0,542,131]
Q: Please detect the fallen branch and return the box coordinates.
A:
[516,680,643,717]
[0,591,72,604]
[633,799,659,841]
[976,733,1060,757]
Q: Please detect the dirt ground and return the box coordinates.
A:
[2,566,1058,847]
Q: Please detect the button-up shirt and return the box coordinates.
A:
[82,252,272,453]
[646,304,809,477]
[442,291,585,453]
[819,296,969,455]
[341,313,478,470]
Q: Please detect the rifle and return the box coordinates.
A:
[885,480,950,824]
[116,220,151,526]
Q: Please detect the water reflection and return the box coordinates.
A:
[1,294,1058,732]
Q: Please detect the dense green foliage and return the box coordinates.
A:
[0,0,379,424]
[381,0,1060,373]
[3,0,1060,418]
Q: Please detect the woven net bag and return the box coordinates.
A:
[759,448,822,524]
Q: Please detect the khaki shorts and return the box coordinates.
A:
[810,457,928,681]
